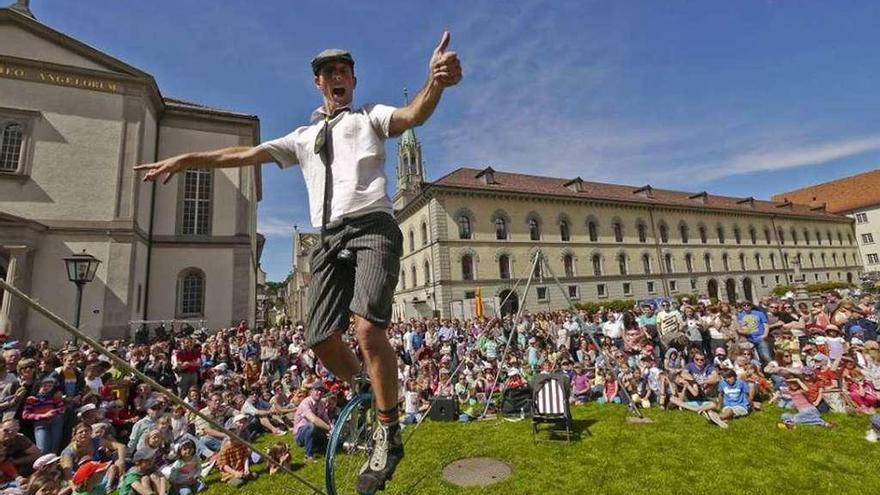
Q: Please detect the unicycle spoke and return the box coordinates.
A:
[326,393,376,495]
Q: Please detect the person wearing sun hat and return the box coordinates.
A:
[777,377,834,430]
[72,461,111,495]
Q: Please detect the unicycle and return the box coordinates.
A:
[325,382,378,495]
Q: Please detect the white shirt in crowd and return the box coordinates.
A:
[258,104,397,228]
[602,314,624,339]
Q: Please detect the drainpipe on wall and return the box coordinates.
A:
[648,207,670,298]
[141,122,160,320]
[769,215,791,284]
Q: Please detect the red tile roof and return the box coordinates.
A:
[771,169,880,214]
[430,167,847,221]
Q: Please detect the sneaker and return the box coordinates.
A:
[357,423,404,495]
[200,459,216,478]
[706,410,728,429]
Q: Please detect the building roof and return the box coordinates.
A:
[430,167,847,221]
[164,97,258,120]
[770,168,880,214]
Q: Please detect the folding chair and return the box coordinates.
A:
[531,372,573,443]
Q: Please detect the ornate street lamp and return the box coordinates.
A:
[63,250,101,345]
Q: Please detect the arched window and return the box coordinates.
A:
[704,253,712,272]
[411,265,417,287]
[754,253,762,269]
[733,226,742,244]
[843,252,848,265]
[495,217,508,240]
[699,225,708,244]
[837,231,843,245]
[739,253,746,271]
[461,254,474,281]
[181,168,212,235]
[401,270,406,290]
[783,252,790,267]
[832,253,838,266]
[588,219,598,242]
[532,257,543,279]
[685,253,694,273]
[642,253,652,274]
[770,253,777,269]
[591,254,602,276]
[563,254,574,277]
[658,222,669,243]
[809,253,815,268]
[612,221,623,243]
[816,229,822,245]
[826,231,833,245]
[847,233,853,245]
[560,219,570,241]
[803,229,810,245]
[637,222,647,243]
[679,223,689,244]
[528,217,541,241]
[722,253,730,271]
[764,227,772,245]
[821,253,827,267]
[177,268,205,317]
[421,221,428,246]
[457,215,472,240]
[717,226,726,244]
[0,123,23,172]
[791,228,798,245]
[749,226,757,245]
[423,261,431,285]
[499,255,511,279]
[664,253,674,273]
[618,253,628,275]
[409,229,415,252]
[777,228,785,245]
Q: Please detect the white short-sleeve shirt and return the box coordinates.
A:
[259,103,397,228]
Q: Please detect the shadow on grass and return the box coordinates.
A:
[533,418,597,443]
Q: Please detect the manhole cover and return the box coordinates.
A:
[442,457,512,487]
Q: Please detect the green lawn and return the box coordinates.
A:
[204,404,876,495]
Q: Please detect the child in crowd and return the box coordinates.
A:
[777,377,834,429]
[715,369,751,427]
[71,461,110,495]
[265,443,291,476]
[119,450,167,495]
[164,440,204,495]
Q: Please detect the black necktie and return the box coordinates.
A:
[315,116,334,242]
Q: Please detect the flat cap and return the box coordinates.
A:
[311,49,354,75]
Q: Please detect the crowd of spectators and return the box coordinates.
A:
[0,289,877,495]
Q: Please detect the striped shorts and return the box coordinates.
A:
[305,212,403,348]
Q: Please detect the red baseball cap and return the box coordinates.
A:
[72,461,110,485]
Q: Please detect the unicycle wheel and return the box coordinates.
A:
[325,392,376,495]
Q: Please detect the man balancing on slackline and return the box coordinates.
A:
[135,31,462,494]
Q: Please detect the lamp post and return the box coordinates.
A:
[63,250,101,345]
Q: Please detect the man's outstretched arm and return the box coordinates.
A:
[389,31,463,137]
[134,146,273,184]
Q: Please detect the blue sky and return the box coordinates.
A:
[34,1,880,281]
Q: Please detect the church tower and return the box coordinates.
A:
[393,88,425,210]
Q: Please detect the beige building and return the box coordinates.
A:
[392,130,860,320]
[287,229,319,324]
[772,169,880,275]
[0,4,262,342]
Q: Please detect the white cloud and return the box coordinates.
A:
[701,135,880,181]
[257,217,296,238]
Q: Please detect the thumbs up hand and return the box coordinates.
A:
[429,31,462,88]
